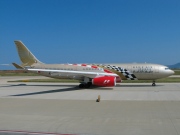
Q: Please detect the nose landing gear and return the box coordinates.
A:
[152,80,156,86]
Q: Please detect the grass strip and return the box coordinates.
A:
[174,70,180,75]
[0,72,39,76]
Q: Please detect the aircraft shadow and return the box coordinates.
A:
[5,83,160,97]
[1,84,77,88]
[10,87,114,97]
[11,86,80,96]
[90,86,114,90]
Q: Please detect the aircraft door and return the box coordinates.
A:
[154,66,159,73]
[126,66,132,72]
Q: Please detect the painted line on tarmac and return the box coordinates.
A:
[0,130,77,135]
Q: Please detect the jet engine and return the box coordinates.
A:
[92,76,116,87]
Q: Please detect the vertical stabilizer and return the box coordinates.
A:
[14,40,43,67]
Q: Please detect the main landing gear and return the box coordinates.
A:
[152,80,156,86]
[79,82,92,88]
[79,77,92,88]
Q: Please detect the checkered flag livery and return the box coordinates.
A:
[99,64,138,80]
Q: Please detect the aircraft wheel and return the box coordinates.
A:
[79,83,84,88]
[85,82,92,88]
[152,81,156,86]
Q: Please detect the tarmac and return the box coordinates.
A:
[1,76,180,135]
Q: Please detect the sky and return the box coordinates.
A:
[0,0,180,69]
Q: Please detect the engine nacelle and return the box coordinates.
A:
[92,76,116,87]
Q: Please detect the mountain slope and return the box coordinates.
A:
[168,63,180,69]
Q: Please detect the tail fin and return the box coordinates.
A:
[14,40,43,67]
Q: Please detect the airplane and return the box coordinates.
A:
[12,40,174,88]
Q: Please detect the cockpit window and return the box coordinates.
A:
[165,68,169,70]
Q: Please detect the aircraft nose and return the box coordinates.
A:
[169,70,175,75]
[159,66,174,77]
[166,69,174,76]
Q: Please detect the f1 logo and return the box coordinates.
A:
[104,80,110,84]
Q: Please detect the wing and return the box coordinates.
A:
[27,68,118,78]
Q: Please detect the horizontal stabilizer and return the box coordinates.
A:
[12,63,24,69]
